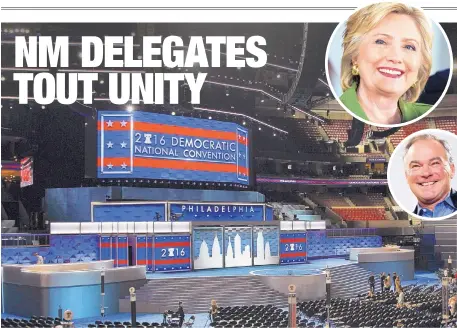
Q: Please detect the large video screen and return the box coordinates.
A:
[20,157,34,188]
[95,111,250,185]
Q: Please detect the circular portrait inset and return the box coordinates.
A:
[388,129,457,221]
[326,2,453,127]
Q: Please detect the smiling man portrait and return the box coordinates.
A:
[403,133,457,218]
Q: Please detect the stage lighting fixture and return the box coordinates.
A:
[208,116,212,120]
[276,74,281,78]
[258,127,261,130]
[273,133,276,136]
[171,111,176,115]
[242,121,246,125]
[100,80,104,84]
[126,105,134,112]
[1,75,5,81]
[41,105,46,109]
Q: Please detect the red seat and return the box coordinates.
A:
[332,207,386,221]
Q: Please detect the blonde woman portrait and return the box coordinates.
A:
[326,2,452,126]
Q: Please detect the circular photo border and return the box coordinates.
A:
[387,129,457,221]
[325,2,454,128]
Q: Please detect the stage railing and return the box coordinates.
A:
[1,233,50,247]
[325,228,377,237]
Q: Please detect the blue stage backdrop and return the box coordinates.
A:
[169,202,266,221]
[306,231,382,258]
[1,235,99,264]
[280,232,307,264]
[92,202,166,222]
[153,235,191,272]
[97,111,250,184]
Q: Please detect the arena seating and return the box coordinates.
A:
[435,116,457,134]
[321,120,351,142]
[295,120,322,140]
[321,120,370,143]
[348,193,386,206]
[308,194,351,207]
[348,175,370,179]
[389,119,431,147]
[331,207,386,221]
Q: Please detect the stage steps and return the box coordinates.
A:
[119,276,289,314]
[328,264,382,299]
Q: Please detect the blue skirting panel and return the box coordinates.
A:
[3,280,145,319]
[358,260,415,280]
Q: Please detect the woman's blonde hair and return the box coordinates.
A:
[341,2,433,102]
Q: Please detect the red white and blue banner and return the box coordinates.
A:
[97,111,250,185]
[153,235,191,272]
[116,236,128,267]
[99,236,111,261]
[280,232,307,264]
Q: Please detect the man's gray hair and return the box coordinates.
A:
[403,133,454,165]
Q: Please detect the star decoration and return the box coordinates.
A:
[120,120,128,127]
[120,141,127,148]
[106,120,114,127]
[107,163,113,169]
[121,163,127,169]
[106,141,114,148]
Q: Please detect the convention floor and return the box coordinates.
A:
[2,258,440,328]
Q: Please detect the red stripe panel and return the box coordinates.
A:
[98,157,249,176]
[117,243,128,248]
[154,242,190,248]
[280,238,307,243]
[137,243,148,248]
[98,121,238,141]
[100,243,111,248]
[281,252,307,258]
[137,260,148,265]
[147,242,153,248]
[155,258,190,265]
[117,260,128,265]
[236,135,248,146]
[147,260,153,265]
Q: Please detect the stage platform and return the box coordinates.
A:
[145,258,350,278]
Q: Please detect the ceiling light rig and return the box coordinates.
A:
[193,106,288,134]
[204,80,324,122]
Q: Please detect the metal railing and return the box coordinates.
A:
[1,234,50,247]
[325,228,377,238]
